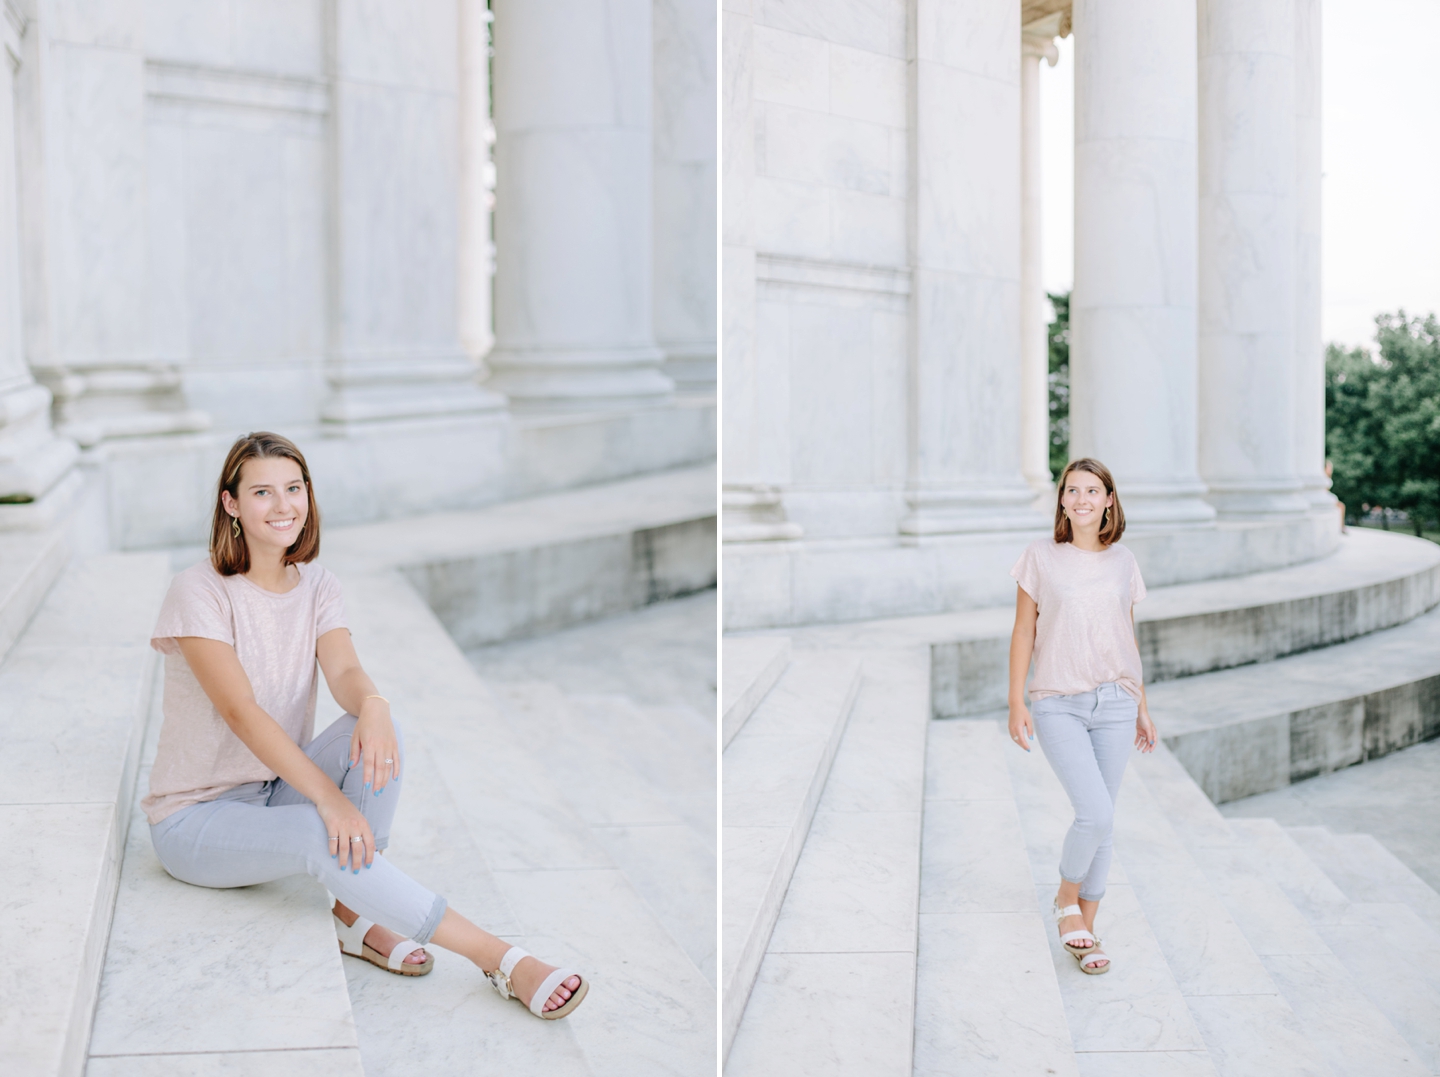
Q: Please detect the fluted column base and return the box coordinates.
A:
[899,484,1048,538]
[486,345,674,413]
[723,484,801,543]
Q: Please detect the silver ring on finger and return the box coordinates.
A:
[384,758,393,764]
[351,836,363,843]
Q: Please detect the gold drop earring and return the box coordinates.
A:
[231,515,241,538]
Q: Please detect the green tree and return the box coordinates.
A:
[1325,310,1440,535]
[1324,341,1388,519]
[1373,312,1440,535]
[1047,290,1070,479]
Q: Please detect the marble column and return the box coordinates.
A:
[457,0,497,371]
[1020,24,1060,497]
[1069,0,1215,528]
[653,0,717,394]
[17,1,207,448]
[0,13,76,509]
[1293,0,1330,508]
[719,0,798,542]
[899,0,1041,537]
[486,0,673,411]
[1196,0,1306,518]
[322,0,504,426]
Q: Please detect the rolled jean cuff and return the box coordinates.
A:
[1059,867,1089,885]
[415,892,448,945]
[1079,888,1106,902]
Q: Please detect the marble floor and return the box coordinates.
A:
[1221,737,1440,894]
[466,587,718,719]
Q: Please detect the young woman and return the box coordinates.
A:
[1006,457,1158,974]
[142,431,588,1019]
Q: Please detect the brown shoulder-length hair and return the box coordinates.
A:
[1054,457,1126,546]
[211,432,321,576]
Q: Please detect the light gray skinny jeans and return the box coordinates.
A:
[150,714,447,944]
[1031,682,1138,901]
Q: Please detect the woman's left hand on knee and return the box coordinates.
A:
[351,701,401,793]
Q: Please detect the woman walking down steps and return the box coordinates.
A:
[1007,458,1159,974]
[142,431,588,1020]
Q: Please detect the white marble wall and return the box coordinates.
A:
[1197,0,1306,519]
[653,0,717,393]
[323,0,503,425]
[487,0,672,411]
[738,1,912,540]
[143,0,329,431]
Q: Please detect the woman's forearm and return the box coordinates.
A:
[1009,627,1035,705]
[327,664,381,718]
[227,703,345,808]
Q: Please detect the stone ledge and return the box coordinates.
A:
[722,651,862,1058]
[0,553,169,1077]
[721,636,790,748]
[1149,604,1440,802]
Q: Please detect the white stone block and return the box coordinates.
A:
[755,0,907,59]
[758,102,894,197]
[828,42,905,128]
[752,176,830,258]
[752,24,829,111]
[828,189,906,266]
[335,0,458,93]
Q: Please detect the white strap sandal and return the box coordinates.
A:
[486,945,589,1020]
[1054,902,1110,974]
[334,913,433,977]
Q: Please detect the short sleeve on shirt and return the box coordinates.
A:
[1009,541,1044,603]
[311,565,349,638]
[150,564,234,655]
[1129,550,1148,604]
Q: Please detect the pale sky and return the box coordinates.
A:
[1037,0,1440,351]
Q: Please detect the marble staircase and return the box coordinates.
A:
[722,527,1440,1075]
[5,465,715,1076]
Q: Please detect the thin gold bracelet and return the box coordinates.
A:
[363,694,389,705]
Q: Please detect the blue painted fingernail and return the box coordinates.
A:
[353,868,359,874]
[364,781,371,790]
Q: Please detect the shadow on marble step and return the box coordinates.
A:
[86,1048,365,1076]
[1144,603,1440,803]
[917,529,1440,718]
[323,463,717,648]
[721,651,863,1059]
[722,635,790,747]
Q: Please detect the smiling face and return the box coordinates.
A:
[221,455,309,558]
[1060,467,1113,533]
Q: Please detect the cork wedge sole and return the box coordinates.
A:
[334,913,433,977]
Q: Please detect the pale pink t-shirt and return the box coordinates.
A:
[142,560,348,824]
[1010,539,1147,702]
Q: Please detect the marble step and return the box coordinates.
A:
[726,648,930,1076]
[490,682,716,986]
[782,529,1439,720]
[0,526,69,664]
[88,758,364,1076]
[912,717,1080,1077]
[335,568,715,1077]
[721,635,790,747]
[1001,718,1220,1074]
[1125,749,1424,1077]
[1224,819,1440,1073]
[0,553,171,1077]
[721,649,863,1059]
[1146,601,1440,803]
[325,462,716,648]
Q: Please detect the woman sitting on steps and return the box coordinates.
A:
[1007,457,1158,974]
[142,430,588,1019]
